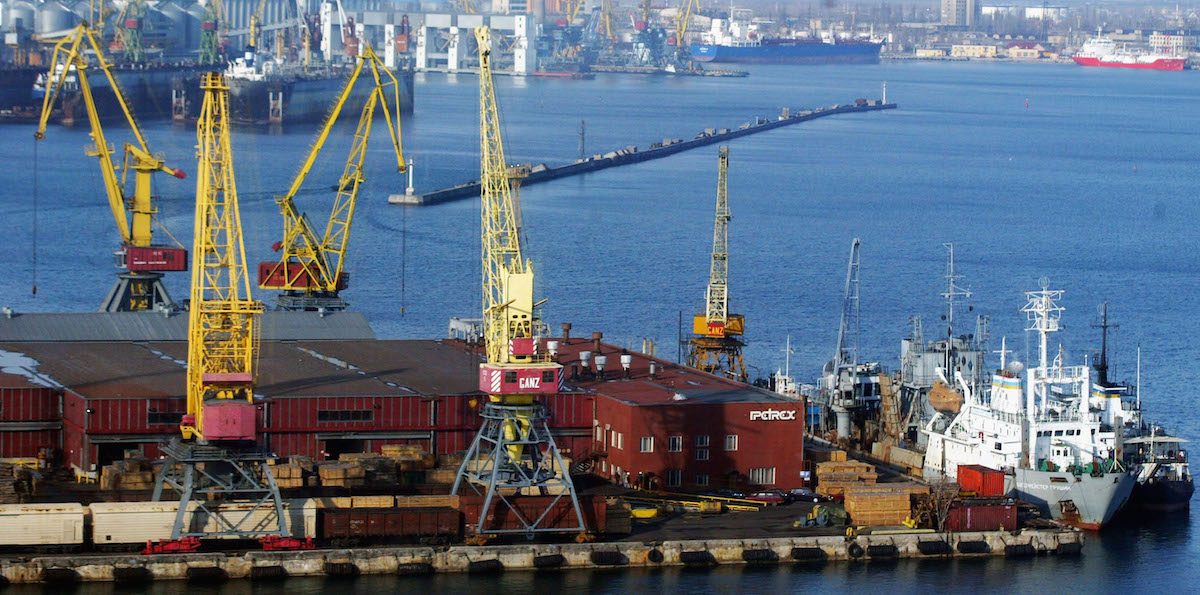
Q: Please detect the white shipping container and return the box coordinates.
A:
[0,504,85,546]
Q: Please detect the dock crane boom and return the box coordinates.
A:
[152,72,287,542]
[257,44,404,311]
[35,23,188,313]
[687,146,746,381]
[450,26,586,538]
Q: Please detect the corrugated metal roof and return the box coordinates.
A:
[497,336,793,406]
[0,339,479,400]
[0,311,375,343]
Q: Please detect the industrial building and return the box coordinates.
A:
[0,311,802,491]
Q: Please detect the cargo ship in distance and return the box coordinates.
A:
[690,15,882,64]
[1072,36,1186,71]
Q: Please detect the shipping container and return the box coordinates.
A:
[956,464,1006,497]
[0,504,85,547]
[124,246,188,272]
[944,503,1018,532]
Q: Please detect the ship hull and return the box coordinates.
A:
[1072,56,1185,71]
[0,66,45,111]
[224,68,414,126]
[1129,478,1194,513]
[689,42,883,64]
[58,66,207,125]
[1013,468,1135,530]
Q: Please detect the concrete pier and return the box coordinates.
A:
[3,528,1081,584]
[389,100,897,207]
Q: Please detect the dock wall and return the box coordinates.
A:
[6,528,1080,584]
[390,100,897,206]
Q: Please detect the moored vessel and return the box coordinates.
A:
[922,281,1136,530]
[1072,36,1185,71]
[689,14,882,65]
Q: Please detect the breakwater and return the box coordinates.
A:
[389,99,896,206]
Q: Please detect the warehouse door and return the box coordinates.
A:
[98,443,137,468]
[324,439,366,460]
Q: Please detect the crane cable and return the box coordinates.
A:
[31,139,38,296]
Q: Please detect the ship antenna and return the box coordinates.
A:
[1136,343,1141,411]
[941,243,971,375]
[995,336,1010,370]
[1092,301,1117,386]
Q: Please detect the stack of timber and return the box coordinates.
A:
[98,458,154,492]
[317,462,366,488]
[0,462,31,503]
[870,442,926,478]
[806,446,848,463]
[269,463,305,489]
[844,490,913,526]
[815,461,878,498]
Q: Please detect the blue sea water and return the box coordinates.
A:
[0,60,1198,587]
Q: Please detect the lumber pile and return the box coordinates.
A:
[815,460,878,498]
[269,463,304,489]
[99,457,155,491]
[844,490,912,527]
[0,462,30,503]
[318,462,366,488]
[806,446,848,463]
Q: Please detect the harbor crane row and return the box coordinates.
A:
[35,24,188,313]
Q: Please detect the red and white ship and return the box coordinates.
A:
[1073,37,1186,71]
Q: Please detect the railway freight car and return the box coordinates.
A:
[0,504,86,552]
[321,507,462,546]
[90,500,317,551]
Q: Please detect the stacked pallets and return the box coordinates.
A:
[0,462,29,503]
[99,458,154,492]
[814,460,878,498]
[844,490,913,527]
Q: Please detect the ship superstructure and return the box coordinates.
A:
[922,280,1135,530]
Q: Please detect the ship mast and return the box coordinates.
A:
[940,243,970,376]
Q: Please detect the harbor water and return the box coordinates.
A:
[0,61,1197,586]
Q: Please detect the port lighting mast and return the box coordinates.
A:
[258,44,405,311]
[687,146,747,382]
[35,24,189,313]
[152,72,288,542]
[451,26,585,539]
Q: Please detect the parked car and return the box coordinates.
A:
[714,488,746,499]
[789,487,826,503]
[746,489,790,505]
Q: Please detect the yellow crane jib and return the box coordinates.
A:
[688,146,746,381]
[258,44,404,306]
[475,26,562,404]
[34,24,188,311]
[182,72,264,443]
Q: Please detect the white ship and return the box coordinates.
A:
[922,280,1135,530]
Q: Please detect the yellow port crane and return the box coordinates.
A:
[35,23,188,313]
[450,26,585,538]
[181,71,263,444]
[153,73,287,542]
[687,146,747,382]
[257,44,405,311]
[674,0,699,57]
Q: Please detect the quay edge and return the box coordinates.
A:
[2,528,1081,583]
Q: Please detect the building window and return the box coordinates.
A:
[318,410,373,422]
[695,435,709,448]
[617,433,624,450]
[749,467,776,485]
[696,473,709,487]
[666,469,681,488]
[640,437,654,453]
[595,426,603,442]
[696,449,709,461]
[611,432,617,448]
[601,460,608,473]
[148,411,184,426]
[724,434,738,451]
[668,436,683,452]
